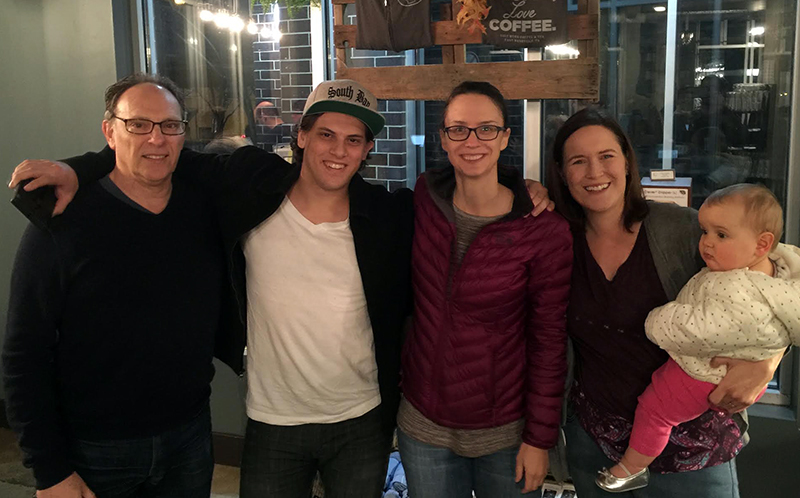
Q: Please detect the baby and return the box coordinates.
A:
[596,183,800,493]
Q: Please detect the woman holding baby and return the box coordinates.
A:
[546,108,785,497]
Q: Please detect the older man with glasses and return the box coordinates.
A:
[3,73,229,498]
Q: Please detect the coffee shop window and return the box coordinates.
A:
[141,0,324,160]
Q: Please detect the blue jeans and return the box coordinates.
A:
[239,406,392,498]
[397,428,542,498]
[67,404,214,498]
[563,415,740,498]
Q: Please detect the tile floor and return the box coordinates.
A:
[211,464,241,498]
[0,427,241,497]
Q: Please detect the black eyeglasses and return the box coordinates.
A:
[110,115,188,136]
[442,125,506,142]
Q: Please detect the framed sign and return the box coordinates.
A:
[484,0,568,48]
[649,168,676,181]
[641,177,692,207]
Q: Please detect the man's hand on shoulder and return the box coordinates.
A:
[9,160,79,216]
[37,472,95,498]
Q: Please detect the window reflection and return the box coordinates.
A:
[144,0,302,153]
[670,1,788,209]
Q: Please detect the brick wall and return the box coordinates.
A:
[278,7,313,131]
[250,3,314,151]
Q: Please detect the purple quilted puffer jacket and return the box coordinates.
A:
[402,166,573,449]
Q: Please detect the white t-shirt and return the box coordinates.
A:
[242,197,381,425]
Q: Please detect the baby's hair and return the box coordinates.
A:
[704,183,783,249]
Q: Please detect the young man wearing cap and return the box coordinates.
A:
[11,78,413,498]
[227,80,413,497]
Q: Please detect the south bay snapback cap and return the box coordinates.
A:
[302,79,385,136]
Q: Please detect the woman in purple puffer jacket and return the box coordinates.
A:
[397,81,573,498]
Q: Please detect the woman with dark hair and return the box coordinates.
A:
[547,107,783,497]
[397,81,573,497]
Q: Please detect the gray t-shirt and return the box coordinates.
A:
[452,203,505,264]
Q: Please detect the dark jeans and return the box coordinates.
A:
[563,415,740,498]
[240,406,392,498]
[68,404,214,498]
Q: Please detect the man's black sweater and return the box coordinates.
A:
[3,178,223,490]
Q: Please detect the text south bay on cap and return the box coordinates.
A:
[328,86,354,100]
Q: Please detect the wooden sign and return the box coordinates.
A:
[331,0,599,101]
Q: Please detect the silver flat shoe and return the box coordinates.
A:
[595,463,650,493]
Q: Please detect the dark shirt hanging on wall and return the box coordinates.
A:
[355,0,433,51]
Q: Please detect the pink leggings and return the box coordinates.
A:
[629,358,764,457]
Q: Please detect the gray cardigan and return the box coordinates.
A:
[642,200,705,299]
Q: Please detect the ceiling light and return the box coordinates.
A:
[750,26,765,36]
[214,11,231,29]
[229,16,245,33]
[546,44,580,57]
[258,26,283,42]
[199,9,214,21]
[653,6,666,12]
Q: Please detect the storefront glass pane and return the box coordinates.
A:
[671,0,794,209]
[143,0,318,158]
